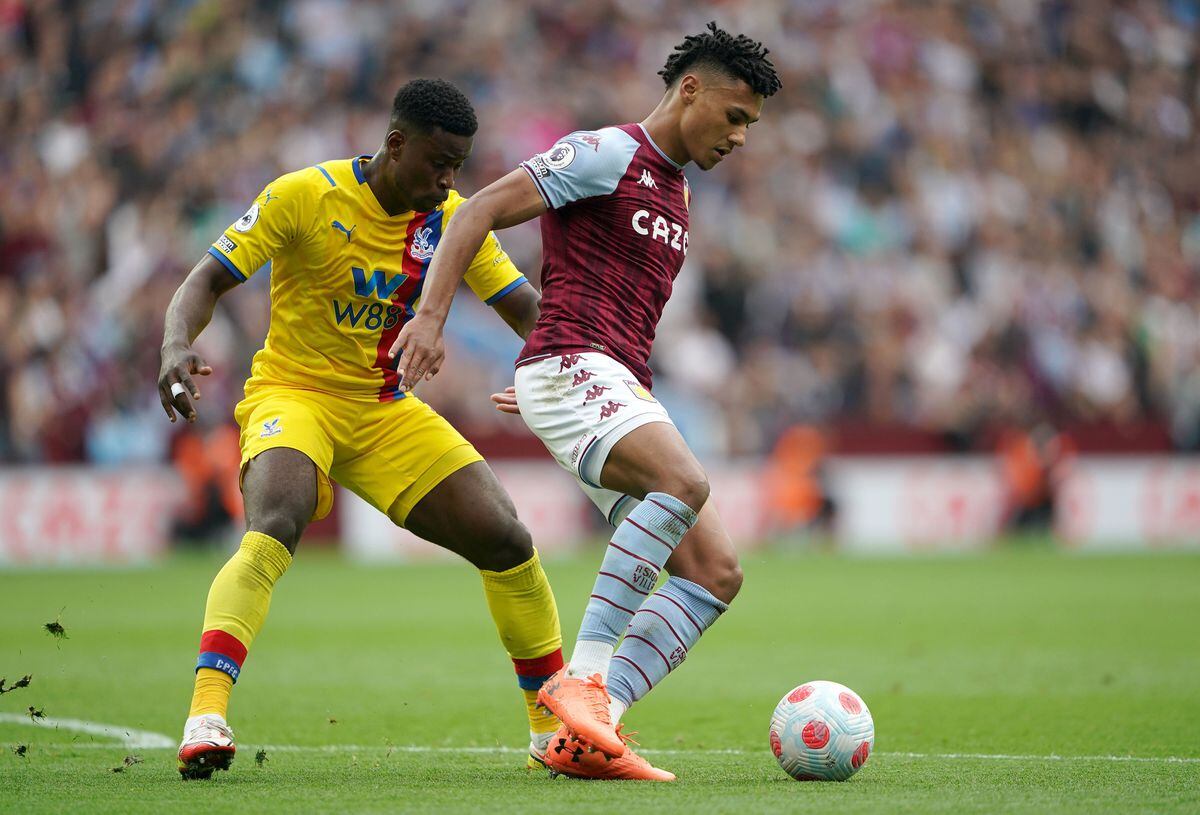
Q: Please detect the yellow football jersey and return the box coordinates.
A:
[207,156,526,401]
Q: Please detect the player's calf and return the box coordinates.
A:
[607,501,739,722]
[403,461,564,758]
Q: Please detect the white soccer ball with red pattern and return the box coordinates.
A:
[769,680,874,781]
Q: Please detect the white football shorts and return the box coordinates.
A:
[514,351,675,525]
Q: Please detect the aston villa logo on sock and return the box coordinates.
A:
[632,564,658,591]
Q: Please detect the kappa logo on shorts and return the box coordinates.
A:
[582,384,611,405]
[571,369,596,386]
[559,354,584,372]
[260,418,282,438]
[598,400,627,420]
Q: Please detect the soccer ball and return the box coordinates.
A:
[769,680,874,781]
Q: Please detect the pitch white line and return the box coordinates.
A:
[9,736,1198,765]
[0,713,174,749]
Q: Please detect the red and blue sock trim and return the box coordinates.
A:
[196,630,248,683]
[512,649,563,691]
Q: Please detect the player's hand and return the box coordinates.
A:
[388,313,445,392]
[490,386,521,416]
[158,344,212,423]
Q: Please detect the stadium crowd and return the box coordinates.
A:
[2,0,1199,465]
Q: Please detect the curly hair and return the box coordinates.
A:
[391,78,477,137]
[659,21,782,97]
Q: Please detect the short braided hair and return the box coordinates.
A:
[659,21,782,97]
[391,78,477,137]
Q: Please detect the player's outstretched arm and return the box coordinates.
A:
[490,283,541,340]
[158,253,240,423]
[389,169,546,390]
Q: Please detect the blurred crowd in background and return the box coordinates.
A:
[2,0,1199,468]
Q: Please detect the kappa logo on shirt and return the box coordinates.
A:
[260,418,282,438]
[638,169,657,189]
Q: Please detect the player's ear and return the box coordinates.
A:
[385,129,407,160]
[677,74,701,105]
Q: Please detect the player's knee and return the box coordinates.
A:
[659,469,710,515]
[248,508,306,553]
[478,514,534,572]
[718,559,744,604]
[693,551,741,605]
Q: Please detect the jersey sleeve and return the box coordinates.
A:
[463,231,527,304]
[519,127,640,209]
[207,170,315,282]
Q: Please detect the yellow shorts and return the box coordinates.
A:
[234,386,483,525]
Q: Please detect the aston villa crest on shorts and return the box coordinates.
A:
[624,379,656,402]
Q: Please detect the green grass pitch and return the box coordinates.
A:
[2,545,1198,813]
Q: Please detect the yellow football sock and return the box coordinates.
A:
[188,531,293,719]
[480,549,563,737]
[189,668,234,718]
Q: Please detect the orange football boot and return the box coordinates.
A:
[536,666,625,758]
[543,724,675,781]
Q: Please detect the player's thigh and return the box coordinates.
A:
[514,352,707,510]
[600,421,710,512]
[401,460,533,572]
[241,448,320,553]
[663,500,742,604]
[235,388,336,551]
[331,397,517,563]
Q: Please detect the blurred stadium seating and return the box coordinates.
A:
[2,1,1199,556]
